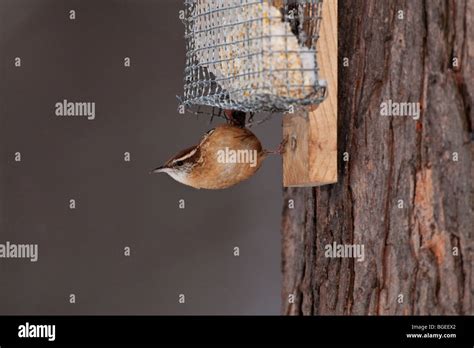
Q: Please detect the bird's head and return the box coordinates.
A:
[150,145,199,185]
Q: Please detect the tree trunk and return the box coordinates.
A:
[282,0,473,315]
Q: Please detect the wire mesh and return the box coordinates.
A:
[181,0,326,113]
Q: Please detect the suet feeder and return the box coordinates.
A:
[182,0,337,187]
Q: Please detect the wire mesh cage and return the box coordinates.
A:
[181,0,327,113]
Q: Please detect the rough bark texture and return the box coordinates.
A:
[282,0,473,315]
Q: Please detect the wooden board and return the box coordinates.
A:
[283,0,338,187]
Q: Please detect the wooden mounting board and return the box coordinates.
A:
[283,0,338,187]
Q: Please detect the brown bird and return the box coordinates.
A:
[151,124,282,189]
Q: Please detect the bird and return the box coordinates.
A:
[151,122,285,189]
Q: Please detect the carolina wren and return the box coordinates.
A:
[151,123,281,189]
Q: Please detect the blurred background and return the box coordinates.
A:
[0,0,282,314]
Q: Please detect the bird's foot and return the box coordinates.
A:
[224,109,246,128]
[265,137,288,155]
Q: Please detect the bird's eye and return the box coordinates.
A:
[176,160,184,166]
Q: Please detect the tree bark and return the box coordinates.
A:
[282,0,473,315]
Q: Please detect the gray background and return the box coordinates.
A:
[0,0,282,314]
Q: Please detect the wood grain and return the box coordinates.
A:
[283,0,338,187]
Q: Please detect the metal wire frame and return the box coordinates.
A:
[181,0,326,114]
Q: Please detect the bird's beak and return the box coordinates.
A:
[150,165,166,174]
